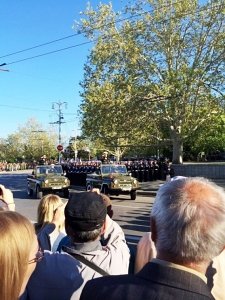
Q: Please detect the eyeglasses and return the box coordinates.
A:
[28,247,44,264]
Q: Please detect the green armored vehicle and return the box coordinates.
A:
[27,164,70,199]
[86,164,139,200]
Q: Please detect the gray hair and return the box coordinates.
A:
[151,177,225,263]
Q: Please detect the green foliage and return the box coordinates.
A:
[184,114,225,158]
[78,0,225,163]
[1,118,58,162]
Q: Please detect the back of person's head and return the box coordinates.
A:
[0,211,36,300]
[151,177,225,264]
[65,192,107,243]
[37,194,63,228]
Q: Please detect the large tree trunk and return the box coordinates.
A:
[171,129,183,164]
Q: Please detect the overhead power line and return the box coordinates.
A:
[5,40,96,66]
[0,7,156,59]
[0,0,193,60]
[0,103,76,115]
[0,1,223,67]
[0,33,80,59]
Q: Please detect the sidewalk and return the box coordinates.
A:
[138,178,225,195]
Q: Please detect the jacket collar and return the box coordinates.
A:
[63,239,102,254]
[137,261,213,299]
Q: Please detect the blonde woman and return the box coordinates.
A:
[35,194,66,252]
[0,211,41,300]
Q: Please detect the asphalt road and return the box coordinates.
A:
[0,171,155,241]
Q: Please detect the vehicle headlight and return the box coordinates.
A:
[133,179,137,185]
[64,178,68,183]
[114,179,118,185]
[45,179,49,184]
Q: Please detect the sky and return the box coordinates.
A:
[0,0,129,146]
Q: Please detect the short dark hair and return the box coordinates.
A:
[69,227,102,243]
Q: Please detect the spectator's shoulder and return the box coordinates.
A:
[29,251,82,285]
[80,274,131,300]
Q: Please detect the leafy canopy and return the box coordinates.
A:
[78,0,225,163]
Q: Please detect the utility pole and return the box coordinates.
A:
[50,101,67,163]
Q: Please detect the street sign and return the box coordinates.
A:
[57,144,63,151]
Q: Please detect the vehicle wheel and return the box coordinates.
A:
[27,185,33,197]
[36,186,43,199]
[86,183,93,192]
[130,190,137,200]
[102,185,109,195]
[63,188,69,198]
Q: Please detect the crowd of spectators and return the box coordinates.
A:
[0,161,30,171]
[0,177,225,299]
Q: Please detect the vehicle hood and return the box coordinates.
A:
[103,173,133,181]
[38,174,66,181]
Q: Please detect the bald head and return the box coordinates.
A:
[151,177,225,265]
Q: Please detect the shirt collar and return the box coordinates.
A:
[151,258,207,283]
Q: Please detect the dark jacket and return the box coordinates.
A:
[80,261,214,300]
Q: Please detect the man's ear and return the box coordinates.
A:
[150,217,157,244]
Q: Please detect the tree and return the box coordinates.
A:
[184,114,225,159]
[78,0,225,163]
[67,135,91,160]
[4,118,58,162]
[0,138,7,161]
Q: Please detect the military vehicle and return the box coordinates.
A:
[27,164,70,199]
[86,164,139,200]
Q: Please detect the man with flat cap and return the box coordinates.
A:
[20,192,130,300]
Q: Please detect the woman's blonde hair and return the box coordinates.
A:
[37,194,63,228]
[0,211,35,300]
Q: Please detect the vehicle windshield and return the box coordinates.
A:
[37,165,63,175]
[101,165,127,175]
